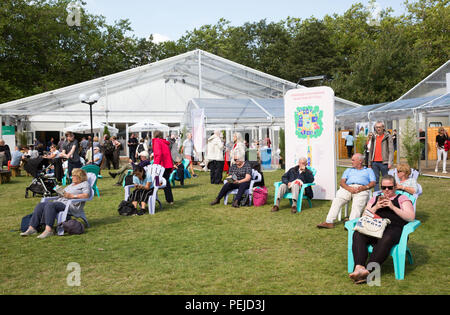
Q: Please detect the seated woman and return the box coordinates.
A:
[349,174,415,284]
[393,163,418,196]
[210,152,252,208]
[20,168,91,239]
[129,165,153,212]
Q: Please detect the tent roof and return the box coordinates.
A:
[0,49,298,116]
[336,60,450,124]
[186,96,360,127]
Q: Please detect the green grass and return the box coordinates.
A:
[0,167,449,295]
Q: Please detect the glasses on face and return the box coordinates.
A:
[381,185,394,190]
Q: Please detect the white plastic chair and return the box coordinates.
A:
[124,164,166,215]
[223,169,262,206]
[41,173,95,236]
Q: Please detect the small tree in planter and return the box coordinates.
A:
[355,133,367,155]
[279,128,285,169]
[401,117,423,170]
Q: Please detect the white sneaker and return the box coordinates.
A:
[443,170,448,174]
[37,230,54,239]
[435,169,438,173]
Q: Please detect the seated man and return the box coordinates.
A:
[317,153,375,229]
[271,157,314,213]
[173,156,186,186]
[10,146,24,167]
[88,147,103,166]
[109,158,134,186]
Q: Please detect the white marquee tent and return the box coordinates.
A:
[63,121,118,135]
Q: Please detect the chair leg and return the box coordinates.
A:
[392,246,406,280]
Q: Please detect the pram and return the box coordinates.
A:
[24,157,58,198]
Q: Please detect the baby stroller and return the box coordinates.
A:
[24,157,58,198]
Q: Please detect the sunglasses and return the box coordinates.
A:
[381,185,394,190]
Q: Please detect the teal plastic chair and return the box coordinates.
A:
[122,169,133,187]
[169,158,191,186]
[344,192,420,280]
[273,166,316,213]
[81,164,100,197]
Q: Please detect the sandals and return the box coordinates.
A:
[349,268,370,284]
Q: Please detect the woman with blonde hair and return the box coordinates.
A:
[394,163,418,195]
[20,168,91,238]
[230,132,246,166]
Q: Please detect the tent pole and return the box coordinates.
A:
[396,119,400,166]
[198,50,202,98]
[425,115,428,168]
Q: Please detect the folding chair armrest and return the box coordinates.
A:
[300,182,315,193]
[41,196,59,203]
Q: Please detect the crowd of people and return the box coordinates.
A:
[2,122,448,284]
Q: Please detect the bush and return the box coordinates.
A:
[401,117,423,170]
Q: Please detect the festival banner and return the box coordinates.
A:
[284,87,336,200]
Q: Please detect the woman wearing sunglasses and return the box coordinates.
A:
[349,174,415,284]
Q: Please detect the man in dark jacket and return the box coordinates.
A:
[271,157,314,213]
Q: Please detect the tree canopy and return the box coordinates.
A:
[1,0,448,105]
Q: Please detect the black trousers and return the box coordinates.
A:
[352,226,403,268]
[162,168,174,203]
[209,160,224,184]
[217,181,250,202]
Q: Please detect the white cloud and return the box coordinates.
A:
[151,33,171,44]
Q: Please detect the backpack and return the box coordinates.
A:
[118,200,142,216]
[59,219,85,235]
[104,140,115,155]
[137,143,145,154]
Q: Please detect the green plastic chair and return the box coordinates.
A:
[273,166,316,213]
[344,192,420,280]
[169,158,191,186]
[81,164,100,197]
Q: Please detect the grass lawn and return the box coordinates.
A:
[0,167,449,295]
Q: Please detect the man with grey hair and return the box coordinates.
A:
[271,157,315,214]
[368,121,394,191]
[317,153,376,229]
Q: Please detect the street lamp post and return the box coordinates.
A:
[79,93,100,163]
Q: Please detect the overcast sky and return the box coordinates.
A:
[82,0,408,43]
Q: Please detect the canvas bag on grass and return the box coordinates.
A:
[354,210,391,239]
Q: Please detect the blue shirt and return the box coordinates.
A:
[345,135,354,146]
[342,167,376,186]
[10,150,23,166]
[94,152,103,166]
[133,171,153,186]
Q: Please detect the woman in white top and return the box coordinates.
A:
[393,163,418,196]
[230,132,246,166]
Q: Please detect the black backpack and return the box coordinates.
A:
[137,143,145,154]
[104,140,115,155]
[117,200,144,216]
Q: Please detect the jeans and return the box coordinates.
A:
[371,162,389,192]
[30,201,66,228]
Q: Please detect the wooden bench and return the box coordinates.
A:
[10,166,21,177]
[0,170,11,184]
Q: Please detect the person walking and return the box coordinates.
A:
[152,130,174,204]
[368,121,394,191]
[435,127,448,173]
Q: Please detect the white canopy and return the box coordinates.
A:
[128,120,170,132]
[63,121,118,135]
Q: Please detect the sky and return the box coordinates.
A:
[82,0,409,43]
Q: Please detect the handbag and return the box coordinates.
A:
[252,186,268,207]
[354,210,391,239]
